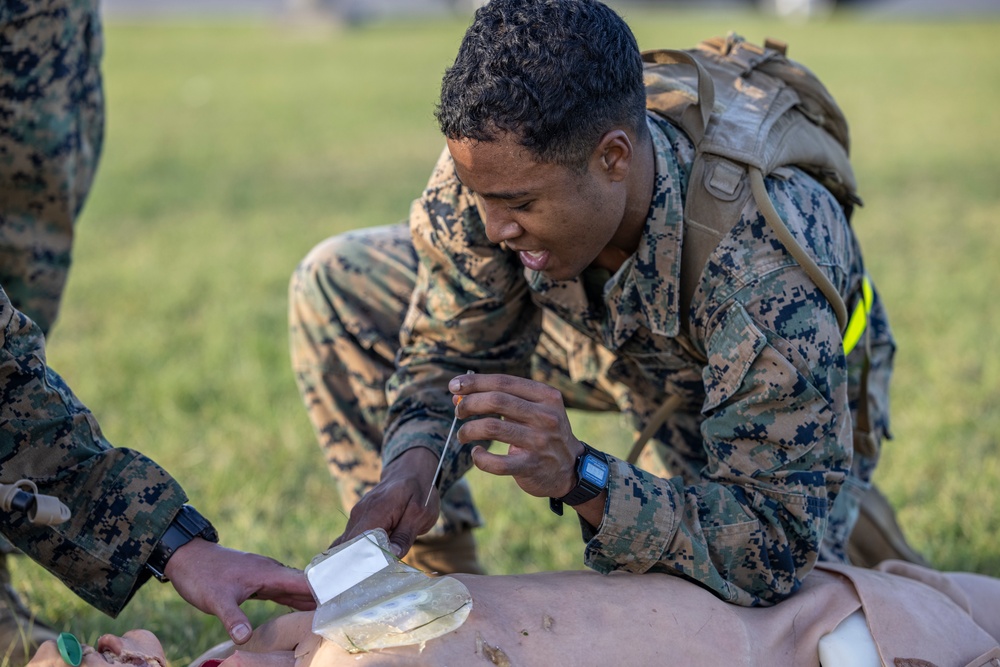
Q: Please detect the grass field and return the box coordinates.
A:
[7,5,1000,664]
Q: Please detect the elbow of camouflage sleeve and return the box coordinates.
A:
[724,484,828,606]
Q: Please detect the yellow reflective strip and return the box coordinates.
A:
[843,276,874,355]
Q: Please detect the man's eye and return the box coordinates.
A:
[509,201,531,211]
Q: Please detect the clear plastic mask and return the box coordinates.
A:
[305,529,472,653]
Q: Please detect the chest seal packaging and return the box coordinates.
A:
[305,529,472,653]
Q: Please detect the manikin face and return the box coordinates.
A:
[93,631,167,667]
[28,630,167,667]
[446,131,637,281]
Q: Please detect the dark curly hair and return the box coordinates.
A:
[436,0,647,170]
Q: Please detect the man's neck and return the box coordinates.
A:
[593,126,656,274]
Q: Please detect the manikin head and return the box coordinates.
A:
[28,631,167,667]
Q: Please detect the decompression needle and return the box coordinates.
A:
[424,371,473,507]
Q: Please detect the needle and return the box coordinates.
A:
[424,371,474,507]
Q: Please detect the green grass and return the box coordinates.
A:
[7,7,1000,664]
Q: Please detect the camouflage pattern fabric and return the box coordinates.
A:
[0,1,188,617]
[0,0,74,534]
[0,287,188,617]
[289,228,483,538]
[0,0,104,337]
[289,226,627,537]
[0,0,104,557]
[289,113,895,606]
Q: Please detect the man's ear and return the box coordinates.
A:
[594,129,633,182]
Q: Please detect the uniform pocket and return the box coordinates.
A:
[702,303,767,413]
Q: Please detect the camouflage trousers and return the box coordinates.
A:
[288,223,870,556]
[0,0,105,338]
[288,223,632,538]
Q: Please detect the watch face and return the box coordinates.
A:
[580,454,609,488]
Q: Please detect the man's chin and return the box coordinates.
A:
[543,266,587,282]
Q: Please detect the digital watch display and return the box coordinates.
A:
[549,443,609,516]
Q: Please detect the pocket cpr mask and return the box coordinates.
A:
[305,529,472,652]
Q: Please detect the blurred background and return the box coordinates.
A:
[7,0,1000,664]
[99,0,1000,22]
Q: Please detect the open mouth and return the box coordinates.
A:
[518,249,550,271]
[102,650,166,667]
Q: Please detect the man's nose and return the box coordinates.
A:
[480,201,522,244]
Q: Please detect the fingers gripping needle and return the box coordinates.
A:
[424,371,473,507]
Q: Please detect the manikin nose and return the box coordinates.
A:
[96,634,124,655]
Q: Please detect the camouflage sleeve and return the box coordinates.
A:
[0,289,187,617]
[582,171,854,607]
[383,147,541,492]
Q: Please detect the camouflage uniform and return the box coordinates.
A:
[0,286,189,616]
[289,114,894,606]
[289,227,485,538]
[0,0,187,619]
[1,0,105,559]
[0,0,104,336]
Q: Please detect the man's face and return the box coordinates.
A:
[446,132,631,281]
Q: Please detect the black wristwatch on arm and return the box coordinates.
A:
[146,504,219,582]
[549,443,610,516]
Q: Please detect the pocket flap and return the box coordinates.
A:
[702,303,767,412]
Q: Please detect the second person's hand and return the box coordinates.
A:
[166,541,316,645]
[332,447,442,560]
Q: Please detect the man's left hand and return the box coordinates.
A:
[450,373,584,499]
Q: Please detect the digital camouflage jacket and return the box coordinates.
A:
[383,116,895,606]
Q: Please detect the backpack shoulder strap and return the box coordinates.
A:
[643,34,858,335]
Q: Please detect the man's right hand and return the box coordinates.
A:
[333,447,441,558]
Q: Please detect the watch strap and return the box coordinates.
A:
[146,505,219,582]
[550,443,608,515]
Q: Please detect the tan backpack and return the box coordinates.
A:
[643,33,861,335]
[627,34,873,464]
[634,38,928,568]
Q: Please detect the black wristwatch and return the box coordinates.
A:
[146,505,219,582]
[549,443,610,516]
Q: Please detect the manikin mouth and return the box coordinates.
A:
[101,650,166,667]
